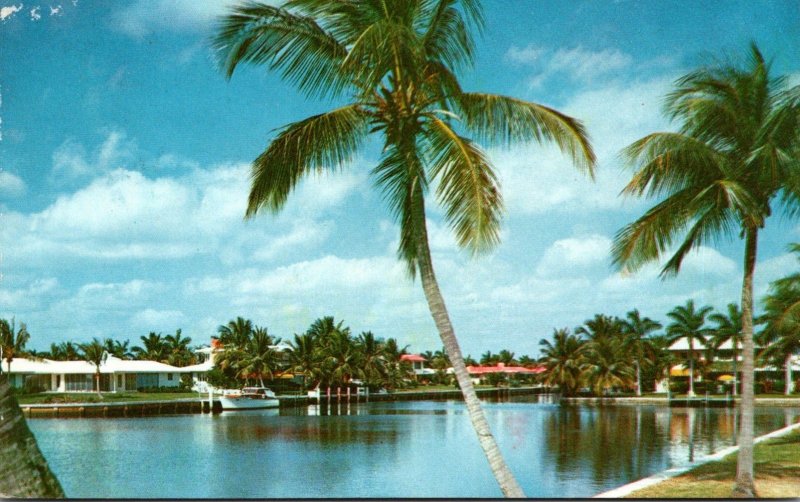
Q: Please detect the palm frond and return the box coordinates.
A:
[212,1,350,99]
[424,117,502,254]
[246,104,370,217]
[455,93,595,177]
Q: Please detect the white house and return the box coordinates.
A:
[2,355,188,392]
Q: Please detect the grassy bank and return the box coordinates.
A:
[16,392,201,405]
[625,429,800,498]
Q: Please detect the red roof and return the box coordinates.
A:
[400,354,427,363]
[466,364,546,375]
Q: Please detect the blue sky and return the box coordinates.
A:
[2,0,799,357]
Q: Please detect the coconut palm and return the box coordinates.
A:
[538,328,586,397]
[79,338,107,396]
[356,331,386,388]
[611,44,800,496]
[621,309,662,396]
[582,334,635,397]
[49,341,80,361]
[217,317,254,347]
[164,329,195,367]
[213,1,594,495]
[575,314,624,341]
[132,332,169,362]
[104,339,135,360]
[237,327,277,386]
[287,333,321,390]
[0,318,30,376]
[665,300,713,397]
[709,303,743,396]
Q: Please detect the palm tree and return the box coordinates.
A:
[213,2,594,496]
[611,44,800,496]
[538,328,586,397]
[759,250,800,395]
[79,338,107,396]
[665,300,713,397]
[237,328,277,387]
[287,333,321,390]
[582,335,635,397]
[356,331,386,389]
[0,318,30,376]
[709,303,743,396]
[621,309,662,396]
[217,317,254,347]
[132,332,169,362]
[497,350,516,365]
[0,372,65,497]
[104,339,134,360]
[164,329,195,367]
[49,341,80,361]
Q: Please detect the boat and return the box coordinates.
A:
[217,386,280,410]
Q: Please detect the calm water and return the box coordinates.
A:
[28,396,800,498]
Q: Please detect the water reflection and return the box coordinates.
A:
[27,400,800,499]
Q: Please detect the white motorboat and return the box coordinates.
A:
[218,386,279,410]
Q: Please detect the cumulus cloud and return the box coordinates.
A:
[131,308,187,330]
[535,235,611,277]
[111,0,269,37]
[51,130,137,180]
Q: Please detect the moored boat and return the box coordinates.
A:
[218,386,279,410]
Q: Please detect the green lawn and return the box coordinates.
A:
[16,392,202,405]
[625,429,800,498]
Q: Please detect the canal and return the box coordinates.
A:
[28,396,800,498]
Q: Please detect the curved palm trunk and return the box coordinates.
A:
[733,228,758,497]
[0,373,65,498]
[415,213,525,498]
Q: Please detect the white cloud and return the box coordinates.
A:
[0,4,22,21]
[51,130,137,179]
[505,44,633,88]
[0,278,59,312]
[0,171,26,196]
[131,308,186,330]
[111,0,252,37]
[536,234,611,276]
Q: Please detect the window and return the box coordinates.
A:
[117,374,123,389]
[167,373,174,381]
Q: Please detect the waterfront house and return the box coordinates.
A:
[466,363,546,385]
[400,354,435,377]
[2,355,187,392]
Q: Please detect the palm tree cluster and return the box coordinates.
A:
[212,316,414,391]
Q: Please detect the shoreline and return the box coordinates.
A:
[593,419,800,498]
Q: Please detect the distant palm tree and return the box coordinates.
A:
[132,332,169,362]
[759,249,800,395]
[217,317,254,347]
[621,309,662,396]
[611,44,800,496]
[287,333,321,390]
[322,328,361,387]
[539,328,586,397]
[582,335,635,397]
[665,300,713,397]
[709,303,743,396]
[0,318,30,376]
[576,314,624,341]
[480,351,499,365]
[164,329,194,367]
[357,331,386,389]
[237,328,277,387]
[104,339,134,360]
[213,1,594,496]
[497,350,516,365]
[49,341,80,361]
[79,338,107,396]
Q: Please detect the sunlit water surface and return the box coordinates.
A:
[28,396,800,498]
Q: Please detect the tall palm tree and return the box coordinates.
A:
[104,339,135,360]
[356,331,386,388]
[621,309,662,396]
[49,341,80,361]
[213,2,594,496]
[79,338,107,396]
[0,318,30,376]
[575,314,624,341]
[665,300,713,397]
[611,44,800,496]
[582,335,635,397]
[538,328,586,397]
[709,303,743,396]
[287,333,321,390]
[237,328,277,387]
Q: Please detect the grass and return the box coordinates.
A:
[625,429,800,498]
[16,392,202,405]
